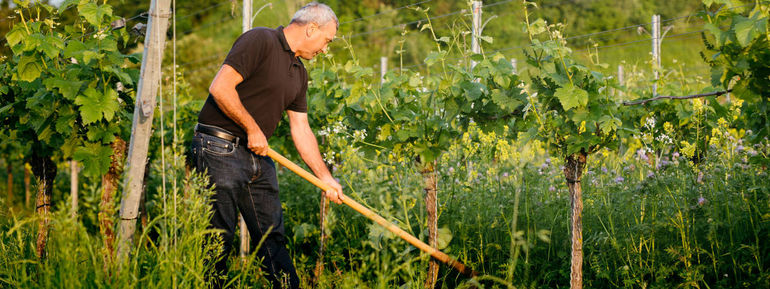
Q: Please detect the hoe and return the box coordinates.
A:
[267,148,478,277]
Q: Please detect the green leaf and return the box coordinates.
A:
[598,115,621,134]
[74,88,119,124]
[82,51,100,64]
[63,40,87,60]
[733,15,758,47]
[436,227,453,250]
[554,84,588,111]
[13,0,30,8]
[78,2,112,27]
[528,19,547,36]
[5,27,26,47]
[23,33,45,53]
[58,0,80,14]
[55,106,78,135]
[17,56,42,82]
[86,124,119,144]
[43,77,82,100]
[460,81,484,101]
[73,142,113,178]
[424,51,446,67]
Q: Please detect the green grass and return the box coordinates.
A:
[1,131,768,288]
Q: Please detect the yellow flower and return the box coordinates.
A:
[681,141,696,159]
[692,98,703,112]
[717,117,728,129]
[578,121,586,134]
[663,122,674,135]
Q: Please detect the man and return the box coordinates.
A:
[190,2,342,288]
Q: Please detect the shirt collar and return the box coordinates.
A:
[276,26,293,53]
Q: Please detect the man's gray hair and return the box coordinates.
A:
[290,2,338,29]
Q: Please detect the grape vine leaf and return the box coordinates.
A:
[17,56,42,82]
[78,2,112,27]
[73,142,112,177]
[554,84,588,111]
[75,88,119,124]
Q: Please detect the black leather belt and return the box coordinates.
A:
[194,123,247,146]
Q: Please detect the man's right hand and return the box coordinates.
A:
[247,130,269,156]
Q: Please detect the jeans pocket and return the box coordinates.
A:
[202,135,236,156]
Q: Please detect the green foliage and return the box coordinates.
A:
[1,0,139,179]
[0,156,222,288]
[700,0,770,140]
[521,17,625,158]
[310,26,524,166]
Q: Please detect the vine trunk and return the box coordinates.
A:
[30,152,56,258]
[564,152,587,289]
[422,161,439,289]
[100,137,127,261]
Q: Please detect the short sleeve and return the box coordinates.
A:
[286,78,308,113]
[223,30,268,81]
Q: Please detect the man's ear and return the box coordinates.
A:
[305,23,318,38]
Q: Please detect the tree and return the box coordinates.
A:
[516,3,628,288]
[1,0,139,258]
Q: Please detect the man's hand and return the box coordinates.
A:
[320,176,343,204]
[247,130,269,156]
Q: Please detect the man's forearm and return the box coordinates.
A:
[292,125,332,179]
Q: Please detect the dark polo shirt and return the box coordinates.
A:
[198,26,308,140]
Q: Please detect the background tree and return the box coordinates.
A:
[1,0,139,257]
[516,3,629,287]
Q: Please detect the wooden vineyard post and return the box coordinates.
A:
[117,0,172,260]
[565,152,587,289]
[313,191,330,282]
[6,161,12,206]
[70,160,78,219]
[239,0,252,261]
[24,164,30,208]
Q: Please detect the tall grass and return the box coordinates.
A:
[1,133,768,288]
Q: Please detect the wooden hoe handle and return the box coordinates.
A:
[267,149,477,277]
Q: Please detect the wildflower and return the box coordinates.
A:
[697,172,704,183]
[601,166,608,173]
[647,171,654,178]
[673,151,680,159]
[549,186,556,192]
[736,145,744,153]
[614,176,624,183]
[502,172,509,178]
[636,149,649,162]
[644,117,656,130]
[697,196,707,206]
[448,167,455,173]
[692,98,704,112]
[663,122,674,135]
[680,141,696,159]
[545,158,552,165]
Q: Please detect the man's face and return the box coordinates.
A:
[298,22,337,60]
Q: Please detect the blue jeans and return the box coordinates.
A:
[191,130,299,289]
